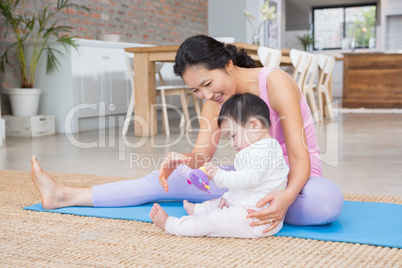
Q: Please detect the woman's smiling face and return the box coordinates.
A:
[181,64,236,105]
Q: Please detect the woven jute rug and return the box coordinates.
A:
[1,169,401,267]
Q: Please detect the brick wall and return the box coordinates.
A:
[0,0,208,113]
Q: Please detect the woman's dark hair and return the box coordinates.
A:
[217,93,271,129]
[174,35,256,77]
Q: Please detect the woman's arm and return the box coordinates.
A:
[189,100,222,168]
[247,70,311,232]
[158,100,221,191]
[269,70,311,197]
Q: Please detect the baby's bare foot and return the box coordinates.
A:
[149,203,168,231]
[30,155,65,210]
[183,200,195,215]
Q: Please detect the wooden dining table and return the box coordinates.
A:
[125,43,291,137]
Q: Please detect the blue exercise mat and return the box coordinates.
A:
[23,200,402,248]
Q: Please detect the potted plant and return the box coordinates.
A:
[297,33,314,52]
[0,0,89,116]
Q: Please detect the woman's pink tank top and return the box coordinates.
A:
[259,66,322,177]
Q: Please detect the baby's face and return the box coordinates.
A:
[220,119,258,152]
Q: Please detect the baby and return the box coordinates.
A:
[150,93,289,238]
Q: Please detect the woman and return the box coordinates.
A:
[31,35,343,233]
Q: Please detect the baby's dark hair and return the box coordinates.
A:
[174,35,256,77]
[217,93,271,129]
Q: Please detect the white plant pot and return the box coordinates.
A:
[7,88,42,116]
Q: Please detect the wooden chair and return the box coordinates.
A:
[289,49,311,90]
[123,54,200,136]
[302,54,320,122]
[185,92,203,130]
[315,54,335,120]
[257,46,282,67]
[290,49,319,121]
[156,63,202,130]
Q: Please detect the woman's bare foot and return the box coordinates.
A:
[30,155,95,210]
[31,155,67,209]
[149,203,168,231]
[183,200,195,215]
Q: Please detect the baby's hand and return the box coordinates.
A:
[203,162,218,178]
[218,198,229,209]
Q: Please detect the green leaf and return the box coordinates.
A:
[0,0,90,83]
[57,0,90,12]
[0,48,11,72]
[45,47,63,74]
[56,35,77,51]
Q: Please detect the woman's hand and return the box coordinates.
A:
[246,190,296,233]
[203,162,218,178]
[158,151,191,192]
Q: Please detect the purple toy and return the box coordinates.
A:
[176,164,211,193]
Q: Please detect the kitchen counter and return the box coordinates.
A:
[342,52,402,108]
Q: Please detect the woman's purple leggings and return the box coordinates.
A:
[92,165,344,225]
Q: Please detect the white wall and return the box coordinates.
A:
[380,0,402,51]
[208,0,247,43]
[385,15,402,50]
[244,0,261,44]
[208,0,285,47]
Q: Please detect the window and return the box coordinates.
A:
[312,3,377,50]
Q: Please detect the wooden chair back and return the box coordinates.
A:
[316,54,336,120]
[257,46,282,67]
[303,53,320,122]
[304,54,319,96]
[290,49,312,90]
[124,54,199,136]
[317,54,335,89]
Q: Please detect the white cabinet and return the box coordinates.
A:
[71,45,130,119]
[34,38,150,133]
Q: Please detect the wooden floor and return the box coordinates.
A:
[1,111,401,196]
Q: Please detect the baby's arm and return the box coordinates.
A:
[203,162,218,178]
[204,161,268,189]
[214,168,268,190]
[204,162,229,208]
